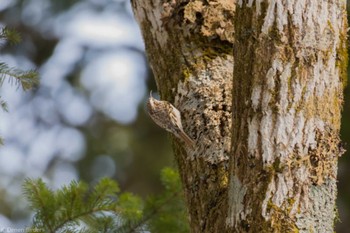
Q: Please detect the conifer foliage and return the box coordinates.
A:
[0,27,38,92]
[0,26,188,232]
[0,27,39,144]
[23,167,189,233]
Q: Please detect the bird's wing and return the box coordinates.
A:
[170,104,183,128]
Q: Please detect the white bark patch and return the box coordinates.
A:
[260,110,274,164]
[249,52,333,165]
[247,0,254,7]
[262,174,289,220]
[295,164,310,185]
[292,78,302,105]
[255,0,263,15]
[259,0,288,34]
[248,116,259,157]
[274,62,292,161]
[272,174,289,207]
[251,85,261,111]
[289,192,300,216]
[261,0,276,34]
[319,1,329,32]
[291,0,304,29]
[132,0,169,47]
[226,175,248,227]
[247,52,331,219]
[262,59,281,111]
[234,0,345,230]
[250,59,294,165]
[261,176,275,219]
[278,62,291,112]
[312,52,341,101]
[295,179,337,233]
[262,170,303,221]
[275,0,288,33]
[244,0,341,41]
[274,110,294,161]
[303,118,323,153]
[291,112,305,154]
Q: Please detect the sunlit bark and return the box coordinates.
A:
[131,0,347,232]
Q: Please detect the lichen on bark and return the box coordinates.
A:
[132,0,234,232]
[162,0,234,43]
[132,0,347,232]
[229,1,347,232]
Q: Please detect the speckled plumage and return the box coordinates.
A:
[147,91,195,148]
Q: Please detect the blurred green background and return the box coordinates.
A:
[0,0,348,232]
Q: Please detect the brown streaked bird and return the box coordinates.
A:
[147,91,195,148]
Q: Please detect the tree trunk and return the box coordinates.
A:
[131,0,347,232]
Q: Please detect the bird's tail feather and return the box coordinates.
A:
[179,131,195,148]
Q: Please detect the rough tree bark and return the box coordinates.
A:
[131,0,347,232]
[228,1,348,232]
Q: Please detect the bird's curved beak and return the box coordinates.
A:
[150,90,153,97]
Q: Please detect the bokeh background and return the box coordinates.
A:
[0,0,348,232]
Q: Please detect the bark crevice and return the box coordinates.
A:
[132,0,347,232]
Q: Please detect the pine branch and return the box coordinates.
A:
[117,191,180,233]
[0,96,5,144]
[23,178,56,232]
[87,177,120,209]
[53,206,118,232]
[117,167,188,233]
[0,62,39,91]
[0,27,21,44]
[0,27,39,146]
[145,167,189,233]
[24,178,123,232]
[23,168,189,232]
[0,97,8,112]
[0,27,39,92]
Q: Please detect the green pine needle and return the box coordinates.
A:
[0,27,21,45]
[23,169,189,233]
[117,192,143,221]
[23,178,124,232]
[0,27,39,148]
[0,62,39,91]
[0,97,8,112]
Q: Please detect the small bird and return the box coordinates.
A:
[147,91,195,148]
